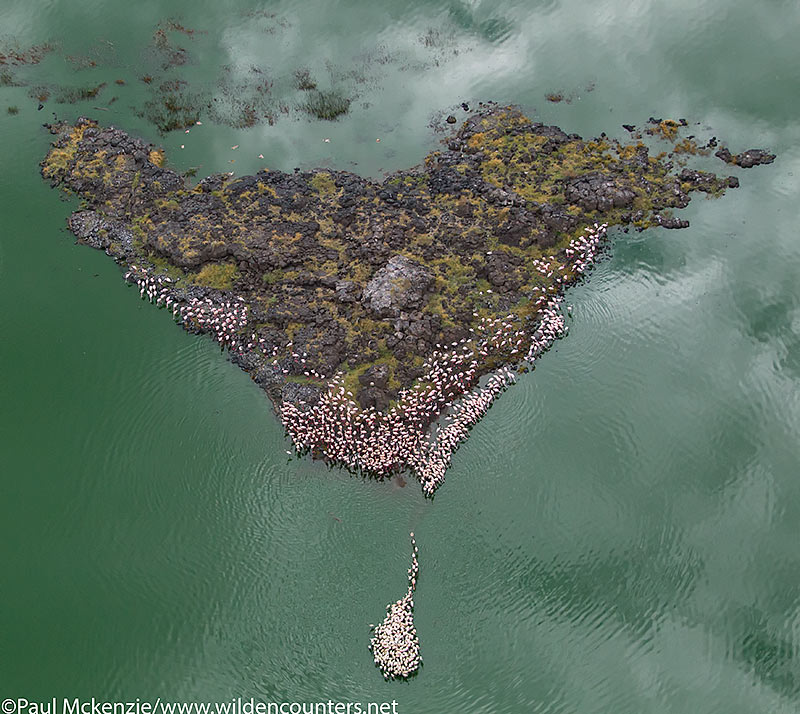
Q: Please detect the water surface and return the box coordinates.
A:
[2,0,799,712]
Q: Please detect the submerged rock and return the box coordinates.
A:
[715,146,776,168]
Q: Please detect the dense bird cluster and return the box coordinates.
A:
[125,266,175,306]
[412,367,517,494]
[124,224,608,495]
[369,533,421,680]
[124,266,249,349]
[279,308,555,489]
[176,296,249,349]
[281,223,609,494]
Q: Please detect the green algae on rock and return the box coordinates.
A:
[40,104,771,492]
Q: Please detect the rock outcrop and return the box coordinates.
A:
[362,255,433,318]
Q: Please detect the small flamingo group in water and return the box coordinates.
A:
[369,533,421,680]
[123,223,608,495]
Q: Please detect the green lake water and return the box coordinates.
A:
[2,0,799,711]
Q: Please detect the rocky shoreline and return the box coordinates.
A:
[41,105,774,494]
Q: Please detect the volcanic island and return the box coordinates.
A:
[41,105,775,496]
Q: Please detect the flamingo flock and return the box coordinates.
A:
[121,223,609,495]
[174,296,249,350]
[282,223,609,494]
[124,267,175,306]
[369,532,421,679]
[124,266,249,349]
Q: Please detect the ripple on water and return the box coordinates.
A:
[429,477,708,706]
[454,376,546,464]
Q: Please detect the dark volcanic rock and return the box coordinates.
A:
[358,386,391,411]
[69,210,113,249]
[564,173,636,211]
[476,250,523,292]
[359,363,390,390]
[335,279,360,303]
[362,255,433,318]
[68,210,137,257]
[715,146,776,168]
[281,382,321,408]
[656,215,690,229]
[493,213,535,247]
[677,168,727,194]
